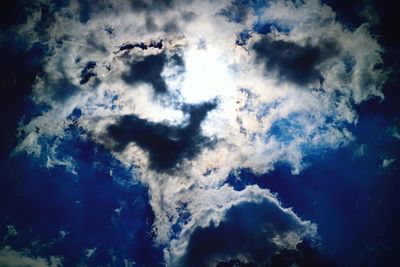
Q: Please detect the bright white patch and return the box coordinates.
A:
[179,45,236,103]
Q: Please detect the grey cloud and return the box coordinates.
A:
[130,0,179,12]
[79,61,97,85]
[121,51,183,94]
[115,40,163,53]
[44,77,80,103]
[107,101,217,171]
[180,200,317,266]
[252,37,341,86]
[215,240,335,267]
[218,0,251,23]
[0,248,54,267]
[122,53,167,94]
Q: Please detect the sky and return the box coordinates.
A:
[0,0,399,266]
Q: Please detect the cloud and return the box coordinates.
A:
[354,143,367,157]
[121,52,171,94]
[382,158,395,168]
[10,0,388,265]
[0,247,62,267]
[107,101,217,171]
[252,37,341,86]
[179,199,317,266]
[163,184,318,266]
[217,0,251,24]
[85,247,97,258]
[79,61,97,85]
[6,225,18,237]
[387,124,400,140]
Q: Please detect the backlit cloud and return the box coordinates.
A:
[12,0,387,265]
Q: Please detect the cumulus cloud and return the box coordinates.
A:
[11,0,387,265]
[0,247,62,267]
[178,199,317,267]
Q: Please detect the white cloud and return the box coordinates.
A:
[13,0,387,265]
[354,144,367,157]
[85,247,97,258]
[388,124,400,140]
[382,158,396,168]
[0,247,62,267]
[164,184,318,266]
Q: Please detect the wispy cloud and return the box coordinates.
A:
[11,0,387,264]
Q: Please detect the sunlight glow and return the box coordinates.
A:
[179,45,236,103]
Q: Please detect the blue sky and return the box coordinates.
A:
[1,0,399,266]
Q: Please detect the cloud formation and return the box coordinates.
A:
[252,37,341,86]
[180,200,317,266]
[107,101,217,171]
[11,0,387,265]
[0,247,61,267]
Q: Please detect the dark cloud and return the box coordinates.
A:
[269,240,336,267]
[67,0,182,24]
[215,241,336,267]
[216,259,254,267]
[116,40,163,53]
[75,0,116,23]
[218,0,251,23]
[121,51,183,94]
[121,53,168,93]
[79,61,97,85]
[236,30,252,47]
[252,37,341,86]
[86,32,108,54]
[107,101,217,171]
[130,0,177,12]
[47,77,81,103]
[181,200,316,267]
[252,22,291,35]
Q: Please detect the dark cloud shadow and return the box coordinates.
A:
[252,37,341,86]
[121,52,183,94]
[47,77,81,102]
[116,40,163,53]
[181,200,323,267]
[122,53,167,93]
[107,101,217,171]
[218,0,251,23]
[79,61,96,85]
[121,51,185,94]
[130,0,176,12]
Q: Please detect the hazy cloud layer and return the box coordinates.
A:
[11,0,387,265]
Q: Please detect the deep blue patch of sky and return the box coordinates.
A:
[0,133,164,266]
